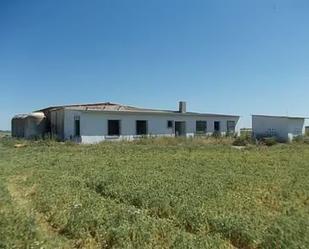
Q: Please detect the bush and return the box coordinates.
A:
[232,137,249,146]
[260,137,278,146]
[212,132,222,138]
[293,135,304,143]
[304,137,309,144]
[292,136,309,144]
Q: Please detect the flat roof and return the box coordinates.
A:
[36,102,240,118]
[252,114,307,119]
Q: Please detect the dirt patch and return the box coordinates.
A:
[14,143,27,148]
[231,146,247,150]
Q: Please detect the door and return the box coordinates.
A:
[175,121,186,136]
[214,121,220,132]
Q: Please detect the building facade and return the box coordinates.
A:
[12,102,240,143]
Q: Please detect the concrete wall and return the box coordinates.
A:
[63,110,239,144]
[50,109,65,140]
[287,118,305,141]
[252,115,305,141]
[64,110,82,142]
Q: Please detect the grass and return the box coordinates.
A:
[0,137,308,248]
[0,130,11,138]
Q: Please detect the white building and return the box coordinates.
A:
[12,102,240,143]
[252,115,305,142]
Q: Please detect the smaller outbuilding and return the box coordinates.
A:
[252,115,306,142]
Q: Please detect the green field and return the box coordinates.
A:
[0,137,308,249]
[0,131,11,137]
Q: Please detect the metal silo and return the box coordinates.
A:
[24,112,46,139]
[12,114,27,138]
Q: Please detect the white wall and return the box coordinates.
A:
[287,118,305,141]
[252,115,305,141]
[64,110,239,143]
[63,110,82,141]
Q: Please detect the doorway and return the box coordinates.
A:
[214,121,220,132]
[175,121,186,136]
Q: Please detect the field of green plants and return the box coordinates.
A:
[0,137,308,249]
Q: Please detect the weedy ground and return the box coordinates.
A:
[0,137,308,249]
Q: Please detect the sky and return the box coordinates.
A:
[1,0,309,130]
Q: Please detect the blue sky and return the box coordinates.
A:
[1,0,309,130]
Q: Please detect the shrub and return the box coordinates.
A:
[212,132,221,138]
[232,137,249,146]
[292,136,309,144]
[293,135,304,143]
[304,137,309,144]
[260,137,278,146]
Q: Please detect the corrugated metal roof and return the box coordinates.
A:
[37,102,239,117]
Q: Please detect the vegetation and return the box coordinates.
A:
[0,137,308,248]
[259,137,278,147]
[293,135,309,144]
[0,130,11,138]
[232,135,253,146]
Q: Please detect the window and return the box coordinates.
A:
[74,116,80,136]
[214,121,220,132]
[196,121,207,134]
[266,128,276,137]
[167,120,174,128]
[136,120,148,135]
[227,121,236,133]
[108,120,120,136]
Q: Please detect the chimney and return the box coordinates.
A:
[179,101,186,113]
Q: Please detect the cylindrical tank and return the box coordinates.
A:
[11,114,27,138]
[24,112,46,139]
[11,117,16,137]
